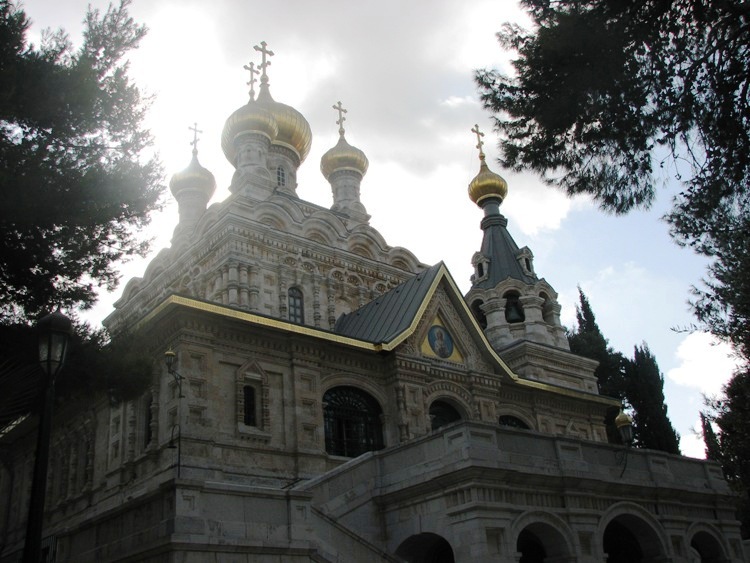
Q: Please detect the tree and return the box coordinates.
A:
[704,368,750,536]
[475,0,750,362]
[568,290,680,453]
[700,411,722,463]
[567,288,626,443]
[623,344,680,454]
[0,0,162,322]
[567,287,625,398]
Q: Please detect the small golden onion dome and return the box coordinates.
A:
[170,152,216,201]
[320,134,369,180]
[256,87,312,163]
[468,153,508,206]
[221,101,279,166]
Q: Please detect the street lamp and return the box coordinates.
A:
[615,408,634,477]
[23,310,72,563]
[615,409,634,445]
[164,349,185,478]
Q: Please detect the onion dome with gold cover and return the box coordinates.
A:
[468,124,508,207]
[221,100,278,167]
[170,137,216,203]
[321,102,368,180]
[256,84,312,164]
[221,42,312,167]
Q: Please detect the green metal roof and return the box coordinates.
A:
[334,263,443,343]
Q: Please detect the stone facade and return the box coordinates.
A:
[0,47,745,562]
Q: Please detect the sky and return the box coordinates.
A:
[21,0,740,458]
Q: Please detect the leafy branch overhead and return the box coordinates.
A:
[0,0,163,321]
[476,0,750,357]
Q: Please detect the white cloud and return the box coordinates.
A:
[680,418,707,459]
[667,332,739,396]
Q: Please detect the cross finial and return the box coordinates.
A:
[333,101,347,135]
[254,41,274,84]
[243,61,260,100]
[189,122,202,156]
[471,124,485,158]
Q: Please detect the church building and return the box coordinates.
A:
[0,42,745,562]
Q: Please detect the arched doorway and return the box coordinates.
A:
[323,386,384,457]
[602,514,665,562]
[515,521,572,562]
[429,400,462,430]
[396,532,455,563]
[690,530,727,562]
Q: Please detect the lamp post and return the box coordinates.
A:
[615,408,634,477]
[164,349,184,478]
[23,310,72,563]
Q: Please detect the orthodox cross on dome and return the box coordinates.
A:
[243,61,259,100]
[254,41,274,84]
[189,122,203,156]
[471,124,485,158]
[333,101,347,135]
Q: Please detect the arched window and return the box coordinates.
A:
[276,166,286,187]
[323,386,384,457]
[429,400,462,430]
[288,287,304,324]
[499,415,530,430]
[504,291,525,323]
[539,292,555,324]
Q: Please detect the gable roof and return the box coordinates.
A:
[334,263,442,343]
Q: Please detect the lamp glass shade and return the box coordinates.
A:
[37,310,72,378]
[617,422,634,444]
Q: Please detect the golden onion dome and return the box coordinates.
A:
[170,151,216,201]
[256,86,312,163]
[221,100,279,166]
[320,133,369,180]
[468,152,508,206]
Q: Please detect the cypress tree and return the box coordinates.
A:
[624,344,680,454]
[567,288,626,443]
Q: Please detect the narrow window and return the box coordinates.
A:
[471,299,487,330]
[243,385,257,426]
[144,393,153,447]
[288,287,304,324]
[276,166,286,187]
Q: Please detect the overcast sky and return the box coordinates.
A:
[21,0,739,458]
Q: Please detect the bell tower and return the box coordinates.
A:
[464,125,568,351]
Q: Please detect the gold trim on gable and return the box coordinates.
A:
[138,293,618,407]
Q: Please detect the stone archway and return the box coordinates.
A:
[395,532,455,563]
[602,513,666,562]
[515,521,574,562]
[690,530,728,562]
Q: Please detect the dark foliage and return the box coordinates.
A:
[0,0,163,322]
[476,0,750,363]
[623,344,680,454]
[567,288,626,443]
[568,289,680,453]
[0,320,153,431]
[704,368,750,537]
